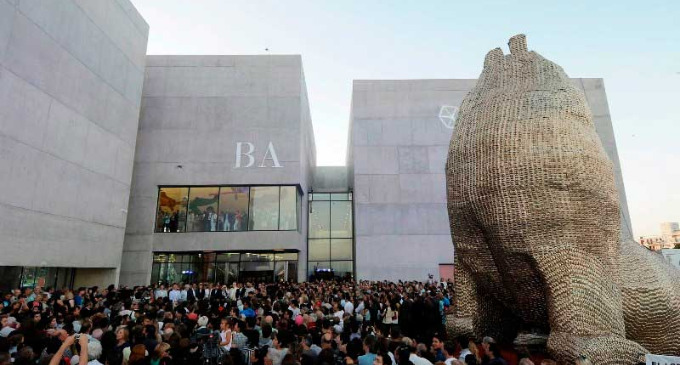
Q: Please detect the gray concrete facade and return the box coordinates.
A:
[0,1,634,286]
[0,0,148,285]
[120,55,315,286]
[348,78,632,281]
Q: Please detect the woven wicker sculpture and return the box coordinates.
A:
[445,34,680,364]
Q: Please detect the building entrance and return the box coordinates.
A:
[152,251,298,284]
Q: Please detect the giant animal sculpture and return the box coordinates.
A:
[445,34,680,364]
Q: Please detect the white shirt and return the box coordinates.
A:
[155,289,168,298]
[458,349,471,362]
[221,330,232,351]
[410,354,434,365]
[169,289,181,302]
[70,355,103,365]
[344,301,354,315]
[0,326,15,337]
[288,306,301,318]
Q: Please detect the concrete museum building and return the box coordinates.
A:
[0,0,633,289]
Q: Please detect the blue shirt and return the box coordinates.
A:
[359,353,376,365]
[240,307,256,318]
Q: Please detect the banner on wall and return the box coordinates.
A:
[646,354,680,365]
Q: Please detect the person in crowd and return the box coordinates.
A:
[150,342,171,365]
[485,344,507,365]
[358,335,377,365]
[431,335,445,362]
[443,342,457,365]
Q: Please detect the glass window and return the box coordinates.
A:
[153,254,168,263]
[167,262,182,283]
[241,253,274,262]
[158,262,168,284]
[156,187,188,232]
[309,201,330,238]
[331,193,349,201]
[216,253,240,263]
[219,187,250,232]
[308,261,331,278]
[331,239,353,260]
[187,187,219,232]
[151,264,160,285]
[279,186,298,230]
[330,201,352,238]
[311,193,330,200]
[331,261,353,279]
[273,253,298,261]
[249,187,280,230]
[308,239,330,261]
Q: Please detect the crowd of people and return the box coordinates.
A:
[0,280,585,365]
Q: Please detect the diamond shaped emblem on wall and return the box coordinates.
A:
[438,105,459,129]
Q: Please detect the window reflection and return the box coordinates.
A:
[156,187,188,232]
[155,185,299,233]
[330,201,352,238]
[249,187,280,230]
[187,187,219,232]
[279,186,297,230]
[331,239,353,260]
[309,201,330,238]
[219,187,249,231]
[308,239,330,261]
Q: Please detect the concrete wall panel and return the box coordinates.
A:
[0,0,148,279]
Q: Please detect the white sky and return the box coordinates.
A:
[129,0,680,238]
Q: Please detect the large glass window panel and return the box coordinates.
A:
[158,262,168,284]
[156,187,188,232]
[153,253,168,263]
[308,239,330,261]
[249,187,280,230]
[279,186,298,230]
[331,261,354,279]
[312,193,330,201]
[309,201,330,238]
[151,264,160,285]
[330,201,352,238]
[297,192,301,231]
[331,239,353,260]
[219,187,250,232]
[240,261,274,272]
[187,187,219,232]
[241,253,274,262]
[167,262,182,283]
[273,253,298,261]
[198,253,216,283]
[330,193,349,201]
[216,253,240,263]
[0,267,22,292]
[21,267,37,288]
[308,261,331,278]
